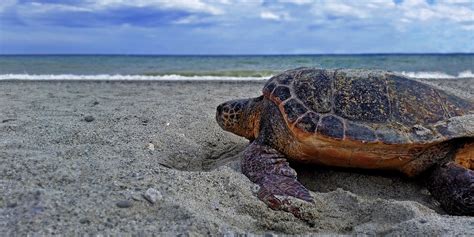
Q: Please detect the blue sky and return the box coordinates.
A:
[0,0,473,54]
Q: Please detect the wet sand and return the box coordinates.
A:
[0,78,473,235]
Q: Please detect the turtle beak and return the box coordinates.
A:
[216,102,226,129]
[217,104,224,115]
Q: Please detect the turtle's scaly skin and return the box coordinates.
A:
[216,68,474,217]
[261,68,474,176]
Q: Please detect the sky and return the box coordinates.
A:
[0,0,473,54]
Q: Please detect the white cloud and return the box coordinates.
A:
[282,0,313,5]
[93,0,223,15]
[309,1,395,23]
[27,2,93,13]
[39,0,224,15]
[321,2,370,19]
[1,0,473,53]
[260,11,281,20]
[393,0,474,29]
[305,0,474,30]
[3,0,474,34]
[260,10,291,21]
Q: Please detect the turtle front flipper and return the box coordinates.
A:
[426,162,474,216]
[242,142,313,218]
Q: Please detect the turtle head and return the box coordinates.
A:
[216,96,263,140]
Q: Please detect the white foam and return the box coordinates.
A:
[458,70,474,78]
[0,74,269,81]
[0,71,472,81]
[398,70,474,79]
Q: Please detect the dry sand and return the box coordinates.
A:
[0,78,473,235]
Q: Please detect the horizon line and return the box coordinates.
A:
[1,52,473,56]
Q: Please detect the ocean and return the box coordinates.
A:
[0,54,473,80]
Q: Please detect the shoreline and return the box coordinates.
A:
[0,79,267,83]
[0,78,473,235]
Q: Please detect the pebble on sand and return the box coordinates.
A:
[146,143,155,151]
[116,200,133,208]
[84,115,95,122]
[144,188,163,204]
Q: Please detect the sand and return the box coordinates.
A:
[0,78,473,235]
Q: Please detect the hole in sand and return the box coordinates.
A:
[157,142,247,172]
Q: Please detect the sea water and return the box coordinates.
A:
[0,54,473,80]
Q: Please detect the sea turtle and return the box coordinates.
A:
[216,68,474,217]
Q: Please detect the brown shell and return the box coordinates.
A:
[263,68,474,145]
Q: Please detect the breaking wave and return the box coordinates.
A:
[0,74,268,81]
[398,70,474,79]
[0,70,472,81]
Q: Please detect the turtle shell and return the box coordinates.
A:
[262,68,474,144]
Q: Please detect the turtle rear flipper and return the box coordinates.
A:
[242,142,313,218]
[426,162,474,216]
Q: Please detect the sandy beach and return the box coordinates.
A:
[1,78,473,235]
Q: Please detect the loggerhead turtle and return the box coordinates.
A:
[216,68,474,216]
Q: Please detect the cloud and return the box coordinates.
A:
[1,0,473,54]
[398,0,474,23]
[5,0,474,28]
[4,0,223,27]
[93,0,223,15]
[306,0,474,27]
[286,0,313,5]
[260,10,290,21]
[314,2,372,19]
[260,11,280,20]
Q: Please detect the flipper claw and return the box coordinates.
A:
[242,142,313,218]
